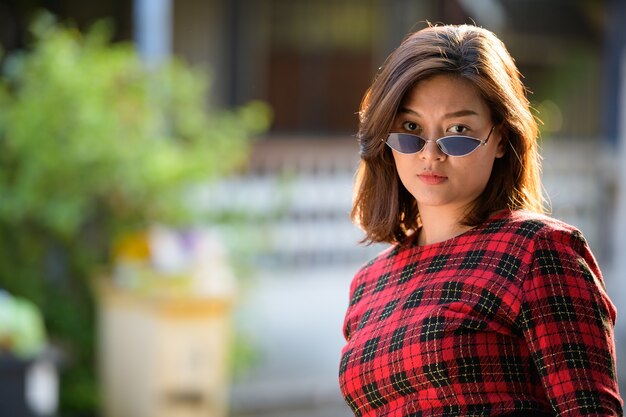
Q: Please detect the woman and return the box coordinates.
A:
[339,24,623,416]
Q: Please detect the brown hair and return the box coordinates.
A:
[351,24,544,244]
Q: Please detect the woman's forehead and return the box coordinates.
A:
[397,75,490,120]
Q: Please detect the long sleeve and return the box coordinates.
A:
[518,228,623,416]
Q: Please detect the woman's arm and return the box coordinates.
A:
[519,228,623,416]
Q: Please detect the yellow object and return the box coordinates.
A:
[112,231,151,261]
[95,279,233,417]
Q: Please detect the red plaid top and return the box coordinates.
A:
[340,210,623,416]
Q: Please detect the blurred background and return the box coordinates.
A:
[0,0,625,416]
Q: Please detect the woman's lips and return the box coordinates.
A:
[418,173,447,185]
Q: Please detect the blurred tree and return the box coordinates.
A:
[0,12,270,415]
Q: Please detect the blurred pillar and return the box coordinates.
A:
[611,0,626,391]
[133,0,172,66]
[223,0,241,107]
[602,0,626,145]
[614,52,626,390]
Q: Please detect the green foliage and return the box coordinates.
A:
[0,14,270,414]
[0,290,47,358]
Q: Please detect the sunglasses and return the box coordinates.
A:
[386,126,495,157]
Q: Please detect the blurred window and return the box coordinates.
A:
[266,0,380,134]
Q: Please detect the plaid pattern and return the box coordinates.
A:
[340,210,623,416]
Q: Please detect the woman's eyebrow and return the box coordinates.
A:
[398,108,480,118]
[444,109,479,118]
[399,107,419,116]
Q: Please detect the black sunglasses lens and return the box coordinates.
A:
[438,136,481,156]
[386,133,425,154]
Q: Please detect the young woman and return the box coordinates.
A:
[340,24,623,417]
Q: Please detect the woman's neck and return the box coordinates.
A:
[417,206,472,246]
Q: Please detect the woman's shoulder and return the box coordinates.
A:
[481,209,589,252]
[350,234,417,284]
[355,242,402,274]
[482,209,581,237]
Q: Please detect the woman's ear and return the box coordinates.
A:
[494,127,506,158]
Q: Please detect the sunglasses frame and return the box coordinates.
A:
[386,126,495,157]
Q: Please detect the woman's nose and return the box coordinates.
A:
[419,139,446,160]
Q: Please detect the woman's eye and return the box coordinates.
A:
[402,121,419,132]
[448,125,469,135]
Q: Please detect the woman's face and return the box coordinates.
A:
[389,74,505,216]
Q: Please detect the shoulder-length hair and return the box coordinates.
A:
[351,24,544,244]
